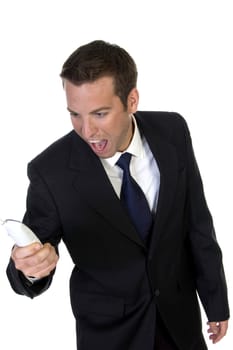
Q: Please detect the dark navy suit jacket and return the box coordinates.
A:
[7,112,229,350]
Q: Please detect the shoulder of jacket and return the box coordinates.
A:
[135,111,188,136]
[135,110,186,124]
[28,130,75,167]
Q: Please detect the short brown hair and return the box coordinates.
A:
[60,40,138,108]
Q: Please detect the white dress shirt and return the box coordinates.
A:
[100,116,160,213]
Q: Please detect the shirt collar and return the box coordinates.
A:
[102,114,145,168]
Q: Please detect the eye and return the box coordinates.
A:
[70,111,79,118]
[95,111,107,118]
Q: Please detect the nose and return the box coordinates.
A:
[81,116,97,139]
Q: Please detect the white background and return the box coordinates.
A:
[0,1,232,349]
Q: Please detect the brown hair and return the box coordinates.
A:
[60,40,138,108]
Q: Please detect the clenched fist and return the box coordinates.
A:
[11,242,59,279]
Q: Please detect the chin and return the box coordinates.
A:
[99,150,115,159]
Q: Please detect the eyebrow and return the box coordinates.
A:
[67,107,78,115]
[90,107,112,115]
[67,106,111,115]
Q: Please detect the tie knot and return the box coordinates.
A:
[116,152,132,171]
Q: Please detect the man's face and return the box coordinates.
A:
[64,77,139,158]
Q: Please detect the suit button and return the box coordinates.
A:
[154,289,160,297]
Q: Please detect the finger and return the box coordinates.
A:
[30,243,57,265]
[207,321,218,334]
[24,258,59,278]
[11,242,42,260]
[213,321,228,343]
[207,321,228,344]
[207,322,219,344]
[24,251,59,278]
[19,243,54,263]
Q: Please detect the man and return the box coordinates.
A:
[7,40,229,349]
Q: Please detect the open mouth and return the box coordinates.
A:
[88,139,108,153]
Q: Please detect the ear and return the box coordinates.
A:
[127,88,139,113]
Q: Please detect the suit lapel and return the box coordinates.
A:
[136,114,179,248]
[149,134,179,247]
[69,132,145,249]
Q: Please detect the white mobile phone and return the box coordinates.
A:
[1,219,41,247]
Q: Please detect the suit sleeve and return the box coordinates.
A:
[6,258,55,298]
[6,161,62,298]
[181,117,230,321]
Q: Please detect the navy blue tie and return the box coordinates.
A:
[117,152,152,240]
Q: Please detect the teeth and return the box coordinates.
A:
[89,140,101,143]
